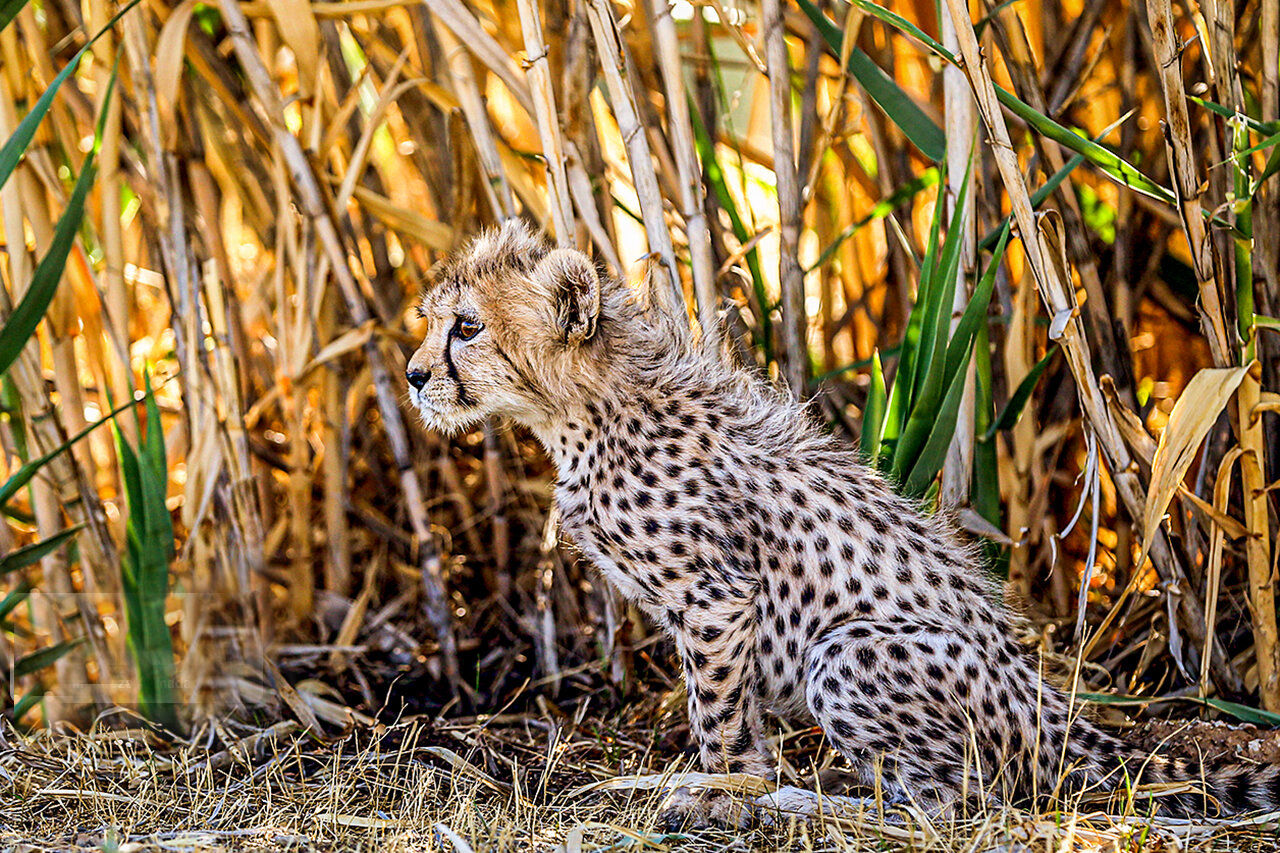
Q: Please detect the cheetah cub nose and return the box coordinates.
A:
[406,368,430,390]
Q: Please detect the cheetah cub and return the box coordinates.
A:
[408,222,1279,826]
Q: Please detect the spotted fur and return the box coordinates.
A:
[408,222,1279,820]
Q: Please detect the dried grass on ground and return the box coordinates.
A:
[4,713,1279,852]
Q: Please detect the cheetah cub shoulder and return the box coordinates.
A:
[408,222,1279,824]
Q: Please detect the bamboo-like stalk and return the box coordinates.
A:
[1238,365,1279,710]
[216,0,461,687]
[421,0,535,118]
[513,0,574,245]
[647,0,718,346]
[939,3,975,509]
[431,16,515,219]
[942,0,1242,693]
[1144,0,1232,368]
[761,0,806,395]
[583,0,681,307]
[991,4,1135,405]
[320,294,352,598]
[87,0,132,457]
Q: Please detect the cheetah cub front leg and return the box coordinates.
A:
[657,586,773,831]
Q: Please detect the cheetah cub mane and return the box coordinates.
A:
[408,221,1280,825]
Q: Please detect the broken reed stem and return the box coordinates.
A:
[514,0,574,246]
[647,0,719,348]
[1143,0,1231,367]
[761,0,807,396]
[583,0,682,308]
[215,0,461,688]
[941,0,1242,694]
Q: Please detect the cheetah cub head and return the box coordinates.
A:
[407,220,623,436]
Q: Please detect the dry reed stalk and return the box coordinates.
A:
[583,0,681,306]
[1237,365,1279,710]
[563,142,623,271]
[647,0,719,346]
[941,0,1241,693]
[1258,0,1280,321]
[281,165,316,624]
[1002,265,1040,600]
[990,4,1133,404]
[87,0,132,454]
[1143,0,1231,368]
[513,0,574,245]
[761,0,806,394]
[1200,447,1243,696]
[939,2,975,509]
[422,0,535,118]
[320,294,352,598]
[482,422,511,594]
[535,505,561,693]
[430,15,515,219]
[216,0,460,686]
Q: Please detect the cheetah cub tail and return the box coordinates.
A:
[1150,751,1280,815]
[1076,718,1280,815]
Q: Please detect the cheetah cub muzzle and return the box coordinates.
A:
[408,222,1280,827]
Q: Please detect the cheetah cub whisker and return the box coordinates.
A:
[407,221,1280,828]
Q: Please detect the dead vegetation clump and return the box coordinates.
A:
[3,712,1279,851]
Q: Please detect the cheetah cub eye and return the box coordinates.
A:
[456,317,484,340]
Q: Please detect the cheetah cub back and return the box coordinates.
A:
[408,221,1279,824]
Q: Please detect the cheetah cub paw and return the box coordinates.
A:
[657,787,755,832]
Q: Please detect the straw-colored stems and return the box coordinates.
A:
[514,0,574,245]
[321,298,352,598]
[564,142,623,272]
[421,0,535,119]
[1237,365,1279,710]
[535,506,561,693]
[583,0,681,307]
[1144,0,1231,367]
[942,0,1241,692]
[482,423,510,597]
[87,0,132,454]
[647,0,719,348]
[431,17,514,219]
[216,0,460,687]
[761,0,806,395]
[939,4,975,509]
[1256,0,1280,322]
[992,5,1131,401]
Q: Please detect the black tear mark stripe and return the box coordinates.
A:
[492,340,538,394]
[444,322,477,408]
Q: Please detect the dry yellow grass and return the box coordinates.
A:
[4,712,1280,852]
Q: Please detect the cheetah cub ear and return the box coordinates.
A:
[538,249,601,347]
